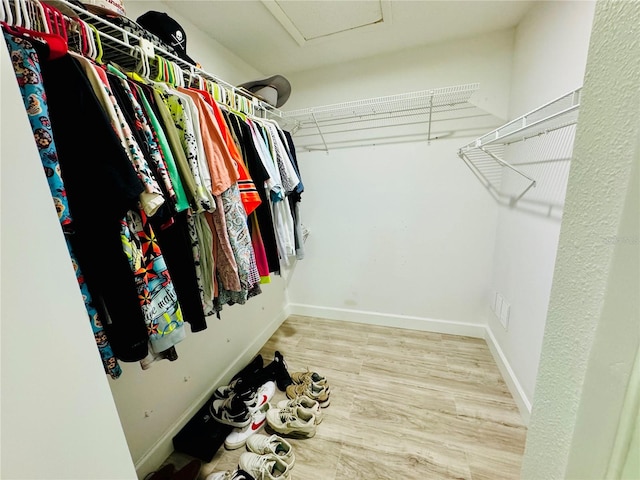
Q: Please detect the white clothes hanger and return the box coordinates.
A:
[0,0,7,23]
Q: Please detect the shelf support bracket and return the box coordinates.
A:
[427,91,434,145]
[311,112,329,153]
[479,146,537,203]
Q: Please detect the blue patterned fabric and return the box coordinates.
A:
[4,32,122,378]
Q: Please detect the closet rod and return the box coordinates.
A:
[44,0,285,118]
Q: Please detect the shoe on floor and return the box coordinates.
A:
[290,369,328,388]
[277,395,323,424]
[210,395,251,427]
[246,433,295,466]
[262,351,293,391]
[266,406,317,439]
[239,452,291,480]
[232,355,264,383]
[171,459,202,480]
[246,381,276,413]
[144,464,175,480]
[285,381,330,408]
[205,469,255,480]
[213,378,244,400]
[225,402,271,450]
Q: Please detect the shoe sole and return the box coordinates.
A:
[265,424,316,439]
[224,438,248,450]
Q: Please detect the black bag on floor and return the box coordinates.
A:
[172,393,233,462]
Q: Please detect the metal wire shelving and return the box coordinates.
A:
[40,0,285,118]
[458,88,581,204]
[280,83,496,151]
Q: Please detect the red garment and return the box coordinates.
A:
[250,213,270,279]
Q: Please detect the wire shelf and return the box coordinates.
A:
[281,83,492,151]
[42,0,284,118]
[458,88,581,204]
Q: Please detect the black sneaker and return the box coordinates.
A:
[231,354,264,383]
[262,351,293,391]
[209,395,251,428]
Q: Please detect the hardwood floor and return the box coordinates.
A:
[197,315,527,479]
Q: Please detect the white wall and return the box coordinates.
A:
[285,30,514,331]
[521,1,640,476]
[285,29,514,119]
[487,0,596,416]
[0,46,137,480]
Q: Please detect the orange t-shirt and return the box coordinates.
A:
[192,89,262,216]
[177,88,239,196]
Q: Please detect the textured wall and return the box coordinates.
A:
[521,1,640,477]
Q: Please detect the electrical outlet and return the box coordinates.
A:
[500,301,510,330]
[494,293,503,318]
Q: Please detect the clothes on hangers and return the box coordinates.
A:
[3,14,305,375]
[3,31,123,379]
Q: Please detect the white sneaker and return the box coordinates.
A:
[239,452,291,480]
[276,395,323,424]
[247,381,276,413]
[225,403,270,450]
[246,433,295,467]
[210,396,251,428]
[266,406,316,438]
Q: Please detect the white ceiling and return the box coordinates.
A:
[165,0,534,75]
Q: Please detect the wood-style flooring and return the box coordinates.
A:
[191,315,527,479]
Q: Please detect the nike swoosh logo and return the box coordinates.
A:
[261,395,268,405]
[251,418,266,431]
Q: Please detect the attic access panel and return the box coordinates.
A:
[263,0,390,45]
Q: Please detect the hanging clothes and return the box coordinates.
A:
[107,72,208,333]
[4,17,306,375]
[120,208,186,352]
[227,114,280,274]
[38,51,149,362]
[3,32,123,378]
[72,54,165,218]
[282,129,305,260]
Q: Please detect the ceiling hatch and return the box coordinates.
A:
[262,0,390,46]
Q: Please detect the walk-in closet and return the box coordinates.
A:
[2,1,638,479]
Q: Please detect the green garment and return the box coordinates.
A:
[133,83,190,212]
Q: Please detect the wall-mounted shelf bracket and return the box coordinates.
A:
[457,88,581,203]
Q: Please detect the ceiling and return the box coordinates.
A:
[165,0,534,75]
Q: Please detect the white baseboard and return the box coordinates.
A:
[134,307,289,479]
[134,303,531,477]
[289,303,532,424]
[484,327,532,424]
[288,303,486,338]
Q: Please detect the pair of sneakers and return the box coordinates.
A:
[211,380,276,429]
[285,370,331,408]
[265,403,319,439]
[232,352,293,392]
[207,434,294,480]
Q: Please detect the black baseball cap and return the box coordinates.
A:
[137,11,196,65]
